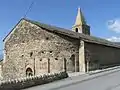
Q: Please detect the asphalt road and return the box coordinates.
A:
[24,69,120,90]
[57,70,120,90]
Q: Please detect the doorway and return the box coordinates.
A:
[70,54,75,72]
[26,68,33,77]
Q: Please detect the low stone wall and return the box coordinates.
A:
[0,72,68,90]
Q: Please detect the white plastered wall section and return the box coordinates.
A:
[79,40,86,72]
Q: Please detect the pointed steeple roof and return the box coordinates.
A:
[74,8,86,25]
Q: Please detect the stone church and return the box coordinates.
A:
[1,8,120,80]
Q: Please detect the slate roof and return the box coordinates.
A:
[3,18,120,49]
[24,18,120,48]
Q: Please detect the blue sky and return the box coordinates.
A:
[0,0,120,54]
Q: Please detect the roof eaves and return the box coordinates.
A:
[15,18,120,49]
[3,18,25,42]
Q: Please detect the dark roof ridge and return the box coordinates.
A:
[24,18,120,48]
[3,18,120,49]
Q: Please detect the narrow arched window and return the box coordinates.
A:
[30,52,33,57]
[70,54,75,66]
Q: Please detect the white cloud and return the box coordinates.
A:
[107,19,120,33]
[107,36,120,42]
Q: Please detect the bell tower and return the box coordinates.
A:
[72,8,90,35]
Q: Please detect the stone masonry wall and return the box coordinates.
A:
[85,42,120,71]
[0,61,2,80]
[3,20,79,80]
[0,65,2,80]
